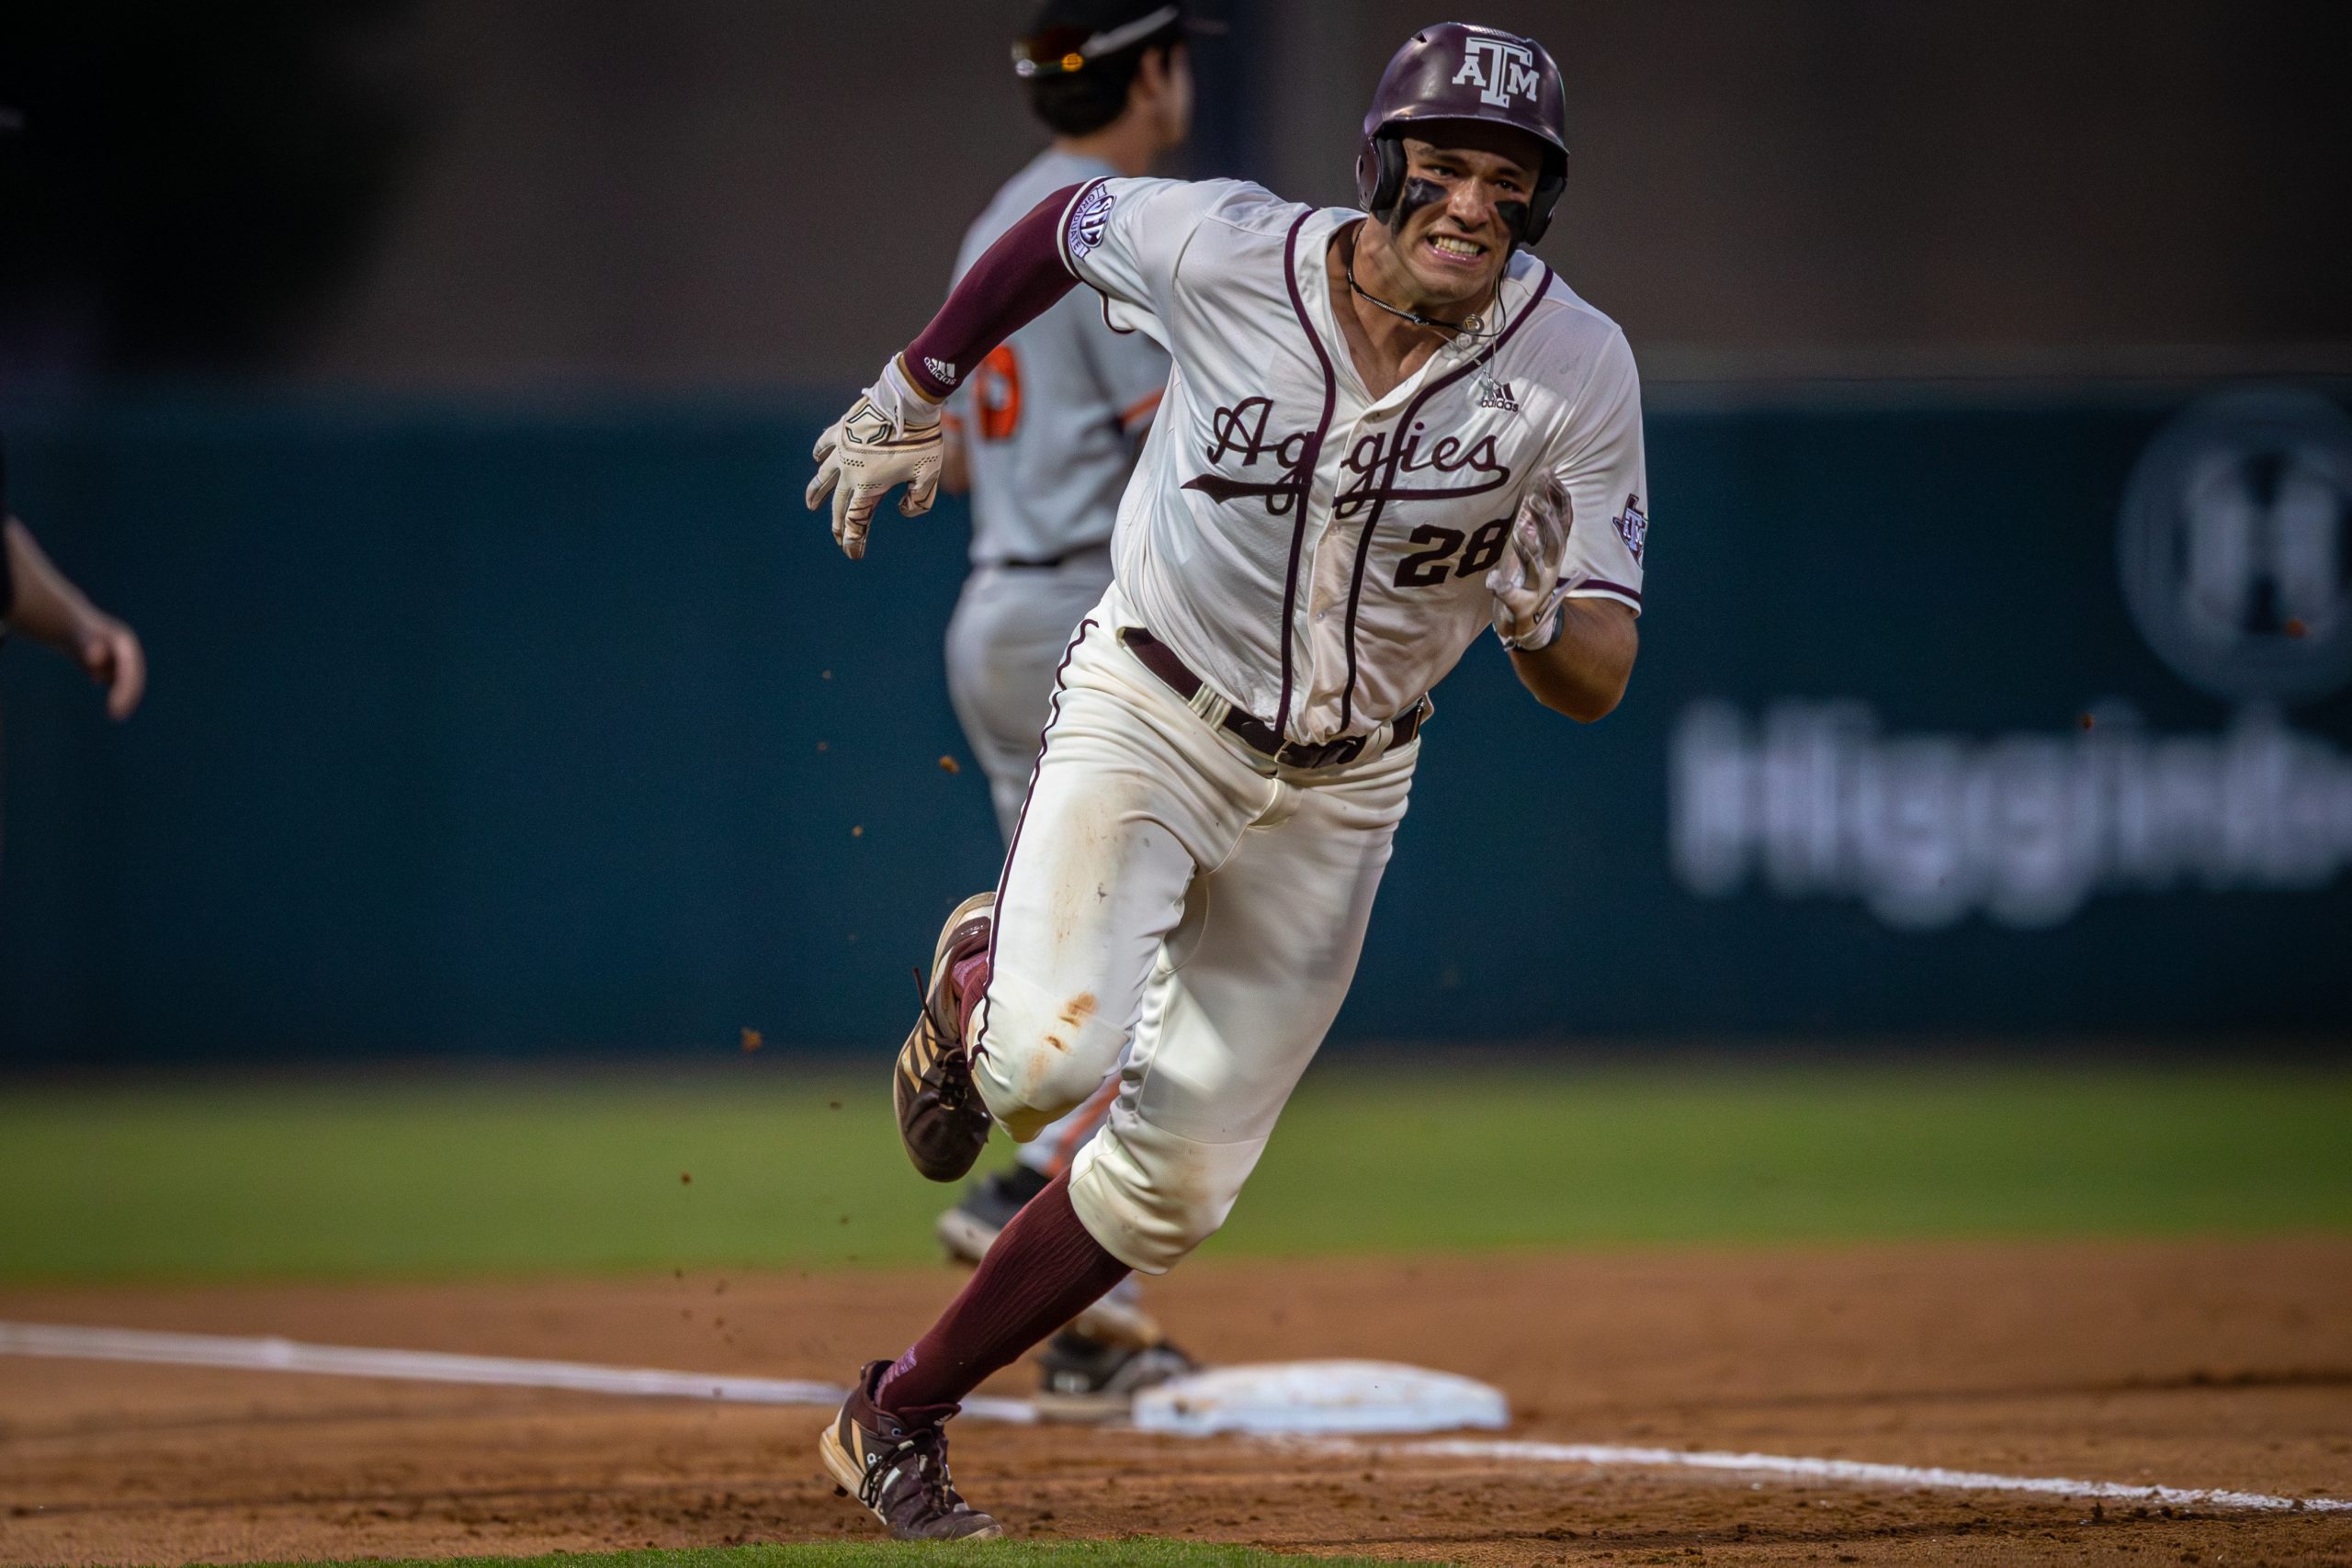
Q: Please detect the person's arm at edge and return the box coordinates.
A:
[2,515,147,719]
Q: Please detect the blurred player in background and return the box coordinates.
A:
[0,434,149,861]
[927,0,1207,1419]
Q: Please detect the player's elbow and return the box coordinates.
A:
[1551,671,1628,724]
[1524,616,1636,721]
[1566,609,1639,720]
[1515,660,1627,723]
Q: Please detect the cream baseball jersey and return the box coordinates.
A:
[1057,175,1647,746]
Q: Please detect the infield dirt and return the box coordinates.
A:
[5,1239,2349,1566]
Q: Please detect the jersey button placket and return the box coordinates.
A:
[1302,405,1380,732]
[1317,401,1398,733]
[1292,404,1358,736]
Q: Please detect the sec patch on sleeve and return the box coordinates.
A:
[1067,183,1116,261]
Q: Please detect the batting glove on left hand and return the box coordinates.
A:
[805,355,944,560]
[1487,474,1579,651]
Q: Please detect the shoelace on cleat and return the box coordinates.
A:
[908,965,978,1105]
[859,1427,964,1517]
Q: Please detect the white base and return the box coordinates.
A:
[1130,1359,1510,1437]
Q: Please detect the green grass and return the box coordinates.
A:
[199,1546,1416,1568]
[2,1061,2347,1282]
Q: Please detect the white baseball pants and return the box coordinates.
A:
[944,549,1122,1178]
[970,589,1419,1272]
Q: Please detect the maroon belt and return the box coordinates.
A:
[1118,627,1426,769]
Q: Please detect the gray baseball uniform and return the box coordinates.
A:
[945,147,1170,840]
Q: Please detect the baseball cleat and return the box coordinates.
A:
[1033,1329,1203,1423]
[819,1360,1001,1540]
[934,1164,1053,1264]
[894,891,997,1183]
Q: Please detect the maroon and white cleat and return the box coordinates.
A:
[819,1360,1001,1540]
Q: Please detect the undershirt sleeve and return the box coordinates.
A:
[902,186,1086,402]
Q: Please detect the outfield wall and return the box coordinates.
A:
[4,386,2347,1062]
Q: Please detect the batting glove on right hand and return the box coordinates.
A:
[1487,473,1579,652]
[805,355,944,560]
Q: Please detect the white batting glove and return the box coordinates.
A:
[805,356,944,560]
[1487,474,1580,652]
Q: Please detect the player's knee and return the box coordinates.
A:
[1064,1120,1255,1274]
[970,968,1126,1140]
[989,1064,1112,1145]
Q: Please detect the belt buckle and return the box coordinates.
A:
[1276,735,1363,771]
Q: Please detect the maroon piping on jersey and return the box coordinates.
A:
[1334,264,1555,732]
[902,184,1089,403]
[1273,209,1340,741]
[971,615,1098,1076]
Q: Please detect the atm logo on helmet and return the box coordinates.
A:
[1452,38,1540,107]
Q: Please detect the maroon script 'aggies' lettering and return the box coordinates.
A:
[1335,423,1512,516]
[1183,397,1316,513]
[1182,399,1518,522]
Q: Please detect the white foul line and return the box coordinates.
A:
[1384,1438,2352,1516]
[0,1320,1034,1425]
[7,1321,2346,1515]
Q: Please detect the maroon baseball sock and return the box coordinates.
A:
[875,1168,1129,1413]
[952,950,988,1041]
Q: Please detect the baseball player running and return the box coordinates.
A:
[929,0,1205,1419]
[805,21,1645,1540]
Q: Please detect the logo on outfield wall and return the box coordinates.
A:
[1668,388,2352,931]
[1669,702,2352,930]
[2120,389,2352,705]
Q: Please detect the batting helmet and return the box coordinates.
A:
[1354,22,1568,245]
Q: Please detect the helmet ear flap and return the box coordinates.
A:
[1354,132,1408,226]
[1521,167,1566,245]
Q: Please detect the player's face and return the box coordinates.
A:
[1390,130,1542,307]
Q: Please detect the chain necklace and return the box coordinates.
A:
[1344,248,1504,346]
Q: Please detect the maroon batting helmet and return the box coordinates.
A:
[1354,22,1568,245]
